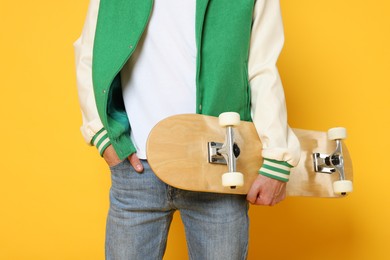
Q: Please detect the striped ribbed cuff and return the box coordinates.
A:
[91,128,111,156]
[259,158,293,182]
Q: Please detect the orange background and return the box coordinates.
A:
[0,0,389,259]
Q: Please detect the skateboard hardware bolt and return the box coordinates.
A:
[208,142,225,164]
[233,143,240,158]
[208,143,241,164]
[330,154,341,167]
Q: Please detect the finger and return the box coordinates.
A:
[248,187,274,206]
[246,191,257,204]
[128,153,144,173]
[255,186,286,206]
[255,194,274,206]
[103,145,122,167]
[246,183,262,204]
[271,186,287,205]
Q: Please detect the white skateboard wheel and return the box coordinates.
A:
[222,172,244,187]
[328,127,347,140]
[333,180,353,194]
[219,112,240,127]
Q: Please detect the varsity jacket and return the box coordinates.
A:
[74,0,301,182]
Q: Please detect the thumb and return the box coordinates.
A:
[128,153,144,173]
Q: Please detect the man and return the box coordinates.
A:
[75,0,300,259]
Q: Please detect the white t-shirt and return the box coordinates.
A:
[121,0,196,159]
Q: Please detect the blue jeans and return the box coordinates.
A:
[106,159,249,260]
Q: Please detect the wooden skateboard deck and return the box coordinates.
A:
[146,114,353,197]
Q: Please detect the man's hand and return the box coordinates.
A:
[103,145,144,173]
[246,174,286,206]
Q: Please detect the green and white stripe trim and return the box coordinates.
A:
[91,128,111,156]
[259,158,293,182]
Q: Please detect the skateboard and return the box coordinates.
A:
[146,113,353,197]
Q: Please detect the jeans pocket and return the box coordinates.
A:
[109,159,127,171]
